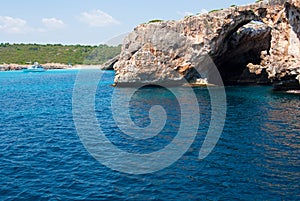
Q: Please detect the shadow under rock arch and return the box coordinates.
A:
[209,9,272,85]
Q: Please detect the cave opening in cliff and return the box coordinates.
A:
[214,20,272,85]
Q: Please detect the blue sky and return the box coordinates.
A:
[0,0,254,45]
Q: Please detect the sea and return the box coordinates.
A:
[0,69,299,200]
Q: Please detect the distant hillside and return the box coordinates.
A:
[0,43,121,65]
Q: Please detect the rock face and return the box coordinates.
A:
[114,0,300,90]
[100,55,119,70]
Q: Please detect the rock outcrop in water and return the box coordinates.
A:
[113,0,300,90]
[100,55,119,70]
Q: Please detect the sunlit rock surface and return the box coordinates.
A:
[113,0,300,90]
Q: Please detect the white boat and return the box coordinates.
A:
[23,62,46,72]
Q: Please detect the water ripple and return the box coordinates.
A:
[0,71,299,200]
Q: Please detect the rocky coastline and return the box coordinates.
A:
[109,0,300,92]
[0,63,103,71]
[0,63,72,71]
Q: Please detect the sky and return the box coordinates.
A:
[0,0,255,45]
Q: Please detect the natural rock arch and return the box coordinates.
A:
[113,0,300,90]
[211,20,272,85]
[203,8,272,85]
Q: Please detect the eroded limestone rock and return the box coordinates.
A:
[100,55,120,70]
[114,0,300,90]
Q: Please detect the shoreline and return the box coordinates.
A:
[0,63,101,71]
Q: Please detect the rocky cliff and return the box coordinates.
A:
[113,0,300,90]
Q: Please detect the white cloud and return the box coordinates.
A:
[0,16,65,34]
[42,18,65,30]
[0,16,28,34]
[79,9,120,27]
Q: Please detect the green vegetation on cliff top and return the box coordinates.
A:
[147,19,164,23]
[0,43,121,65]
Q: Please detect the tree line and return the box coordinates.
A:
[0,43,121,65]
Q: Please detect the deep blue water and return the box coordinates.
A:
[0,70,299,200]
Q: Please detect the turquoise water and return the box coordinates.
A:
[0,70,299,200]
